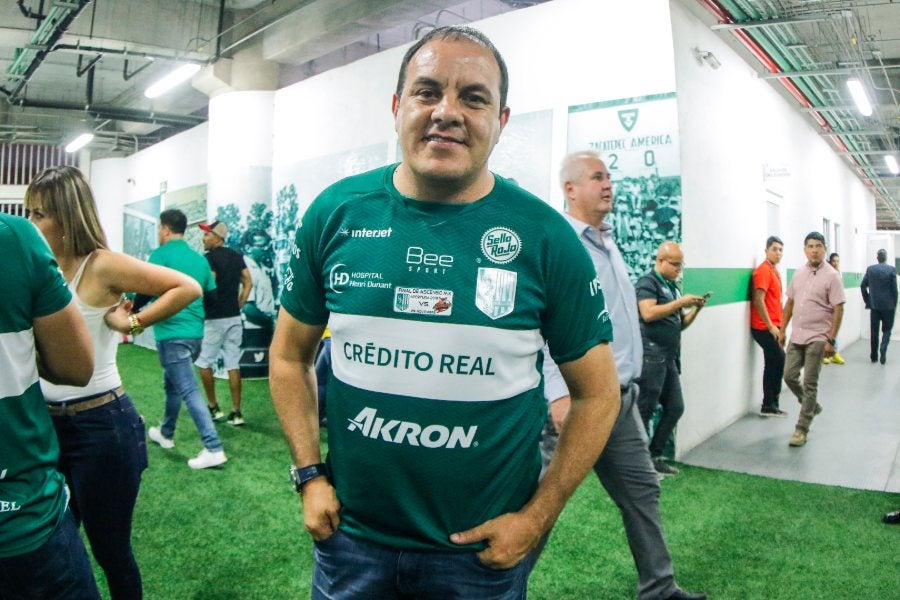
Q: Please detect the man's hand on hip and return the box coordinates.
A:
[450,510,543,569]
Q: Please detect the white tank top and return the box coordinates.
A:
[42,252,123,403]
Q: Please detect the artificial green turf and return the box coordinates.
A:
[103,343,899,599]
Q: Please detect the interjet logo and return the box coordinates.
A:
[347,407,478,449]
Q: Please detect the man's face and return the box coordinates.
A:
[566,157,613,225]
[157,223,167,246]
[804,239,826,266]
[656,248,684,282]
[392,39,509,194]
[765,242,783,265]
[202,230,222,250]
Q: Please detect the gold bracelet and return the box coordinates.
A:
[128,314,145,336]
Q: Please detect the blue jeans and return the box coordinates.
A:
[157,338,223,451]
[637,349,684,458]
[312,529,529,600]
[51,393,147,600]
[0,510,101,599]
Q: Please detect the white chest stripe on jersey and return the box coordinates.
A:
[329,313,543,402]
[0,329,38,399]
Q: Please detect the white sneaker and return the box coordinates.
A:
[188,448,227,469]
[148,426,174,449]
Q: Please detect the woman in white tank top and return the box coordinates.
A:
[25,166,201,600]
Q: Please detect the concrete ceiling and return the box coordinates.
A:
[688,0,900,230]
[0,0,538,154]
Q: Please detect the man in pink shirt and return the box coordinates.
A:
[782,232,845,447]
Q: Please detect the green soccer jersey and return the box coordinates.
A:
[148,239,216,341]
[0,214,71,558]
[281,165,613,551]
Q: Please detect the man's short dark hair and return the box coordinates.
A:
[160,209,187,234]
[877,249,888,263]
[766,235,783,249]
[395,25,509,114]
[804,231,825,245]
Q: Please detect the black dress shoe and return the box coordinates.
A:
[665,590,708,600]
[884,510,900,524]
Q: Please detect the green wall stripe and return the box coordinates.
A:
[682,268,752,306]
[683,267,863,307]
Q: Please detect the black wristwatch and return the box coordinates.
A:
[826,338,836,346]
[289,463,329,494]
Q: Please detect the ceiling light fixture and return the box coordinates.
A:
[886,155,900,175]
[846,78,873,116]
[64,133,94,153]
[144,63,202,99]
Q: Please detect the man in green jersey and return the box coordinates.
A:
[271,26,620,598]
[0,213,100,598]
[141,209,226,469]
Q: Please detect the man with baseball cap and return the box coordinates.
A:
[197,219,252,426]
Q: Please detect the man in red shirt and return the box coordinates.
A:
[750,236,787,417]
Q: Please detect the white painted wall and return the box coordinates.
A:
[272,0,676,214]
[671,0,875,455]
[91,123,210,252]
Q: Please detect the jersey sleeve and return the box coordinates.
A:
[15,218,72,318]
[279,193,332,325]
[541,345,570,403]
[541,215,613,364]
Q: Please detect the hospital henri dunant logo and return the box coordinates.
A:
[480,227,521,265]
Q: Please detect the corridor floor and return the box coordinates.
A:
[681,338,900,493]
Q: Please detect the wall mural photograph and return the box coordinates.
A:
[568,93,683,282]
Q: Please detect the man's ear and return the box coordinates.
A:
[497,105,511,136]
[391,94,400,119]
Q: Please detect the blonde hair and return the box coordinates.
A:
[25,166,108,257]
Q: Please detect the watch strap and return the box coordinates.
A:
[290,463,329,494]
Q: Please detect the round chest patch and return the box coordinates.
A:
[480,227,521,264]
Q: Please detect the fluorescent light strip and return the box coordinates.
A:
[886,155,900,176]
[846,78,873,116]
[65,133,94,153]
[144,63,201,99]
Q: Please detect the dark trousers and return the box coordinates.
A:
[533,385,677,599]
[0,510,101,600]
[52,394,148,600]
[751,328,786,409]
[637,350,684,458]
[870,309,896,361]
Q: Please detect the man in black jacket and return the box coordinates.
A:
[861,249,898,365]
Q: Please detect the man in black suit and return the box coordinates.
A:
[860,249,898,364]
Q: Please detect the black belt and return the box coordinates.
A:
[47,386,125,417]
